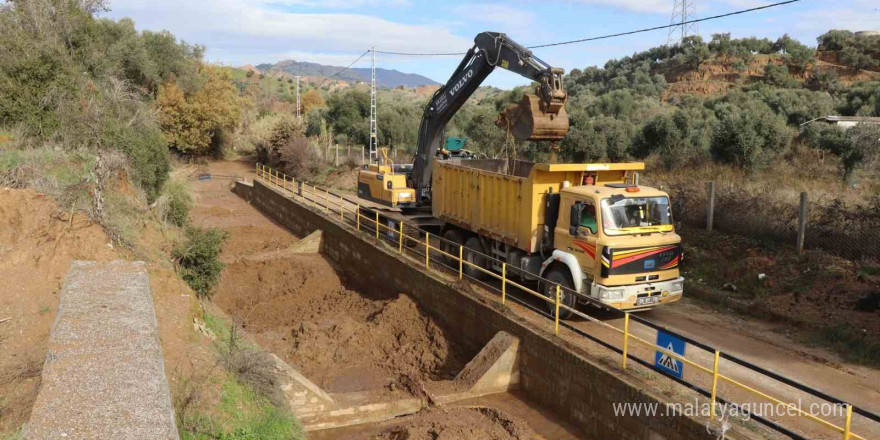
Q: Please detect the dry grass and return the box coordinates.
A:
[642,148,880,260]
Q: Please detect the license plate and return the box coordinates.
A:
[637,296,659,306]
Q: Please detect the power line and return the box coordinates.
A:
[370,0,802,56]
[318,49,371,86]
[529,0,801,49]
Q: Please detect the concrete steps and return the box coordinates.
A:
[27,260,178,440]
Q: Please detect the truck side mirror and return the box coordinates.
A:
[569,203,582,236]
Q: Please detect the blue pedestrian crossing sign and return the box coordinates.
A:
[655,330,686,379]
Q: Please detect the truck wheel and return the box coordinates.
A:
[441,229,465,267]
[463,237,488,280]
[542,267,577,319]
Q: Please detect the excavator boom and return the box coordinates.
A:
[410,32,569,205]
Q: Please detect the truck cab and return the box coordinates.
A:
[552,184,684,311]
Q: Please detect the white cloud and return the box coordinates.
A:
[556,0,672,14]
[793,1,880,34]
[106,0,470,65]
[452,4,535,28]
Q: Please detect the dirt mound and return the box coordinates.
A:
[0,188,119,432]
[372,407,537,440]
[212,254,467,394]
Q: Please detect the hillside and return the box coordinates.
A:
[255,60,439,88]
[661,51,880,99]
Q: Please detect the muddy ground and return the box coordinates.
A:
[213,253,468,394]
[192,159,468,396]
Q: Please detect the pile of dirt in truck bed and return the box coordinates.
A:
[370,407,537,440]
[212,253,468,394]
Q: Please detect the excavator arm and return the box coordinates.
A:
[410,31,569,205]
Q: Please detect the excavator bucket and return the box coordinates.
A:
[496,93,569,141]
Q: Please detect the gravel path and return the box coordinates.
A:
[27,260,179,440]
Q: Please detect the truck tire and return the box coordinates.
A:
[542,267,577,319]
[463,236,488,280]
[441,229,465,267]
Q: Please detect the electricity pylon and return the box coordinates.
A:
[666,0,698,46]
[369,47,378,164]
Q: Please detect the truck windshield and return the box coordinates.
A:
[601,196,672,235]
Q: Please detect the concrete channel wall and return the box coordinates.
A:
[237,180,717,440]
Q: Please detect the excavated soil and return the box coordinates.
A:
[370,407,537,440]
[193,159,468,395]
[0,189,119,432]
[213,254,467,394]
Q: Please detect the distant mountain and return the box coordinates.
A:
[255,60,440,88]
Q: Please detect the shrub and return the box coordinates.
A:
[710,108,792,170]
[161,181,192,226]
[173,226,228,297]
[763,64,798,88]
[817,124,880,182]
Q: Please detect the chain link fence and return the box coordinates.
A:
[665,181,880,261]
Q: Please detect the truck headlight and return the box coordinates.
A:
[398,192,412,199]
[671,280,684,292]
[600,288,625,300]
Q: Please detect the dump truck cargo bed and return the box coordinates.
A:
[432,159,643,253]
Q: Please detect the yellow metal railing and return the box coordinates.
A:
[254,164,868,440]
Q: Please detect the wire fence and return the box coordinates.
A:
[666,181,880,261]
[254,164,878,440]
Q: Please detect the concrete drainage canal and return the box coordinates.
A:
[211,230,586,440]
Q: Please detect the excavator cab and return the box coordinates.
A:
[357,148,416,208]
[496,68,569,142]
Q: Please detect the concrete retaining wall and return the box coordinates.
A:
[240,180,717,440]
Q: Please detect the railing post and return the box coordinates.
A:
[622,313,630,369]
[356,204,361,231]
[339,197,344,222]
[398,221,404,253]
[325,189,330,214]
[425,233,431,269]
[458,245,464,280]
[501,263,507,304]
[375,211,380,240]
[554,284,561,335]
[797,191,807,253]
[711,350,721,417]
[706,181,716,232]
[843,404,852,440]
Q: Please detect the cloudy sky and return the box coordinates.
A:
[104,0,879,88]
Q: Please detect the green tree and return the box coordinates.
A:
[710,107,792,170]
[817,30,853,51]
[818,124,880,183]
[325,89,370,146]
[840,46,879,71]
[155,66,243,154]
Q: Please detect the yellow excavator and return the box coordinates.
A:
[357,31,569,210]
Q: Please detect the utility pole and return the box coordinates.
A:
[294,76,302,122]
[666,0,698,46]
[369,47,378,164]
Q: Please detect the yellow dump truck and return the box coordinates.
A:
[432,159,683,315]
